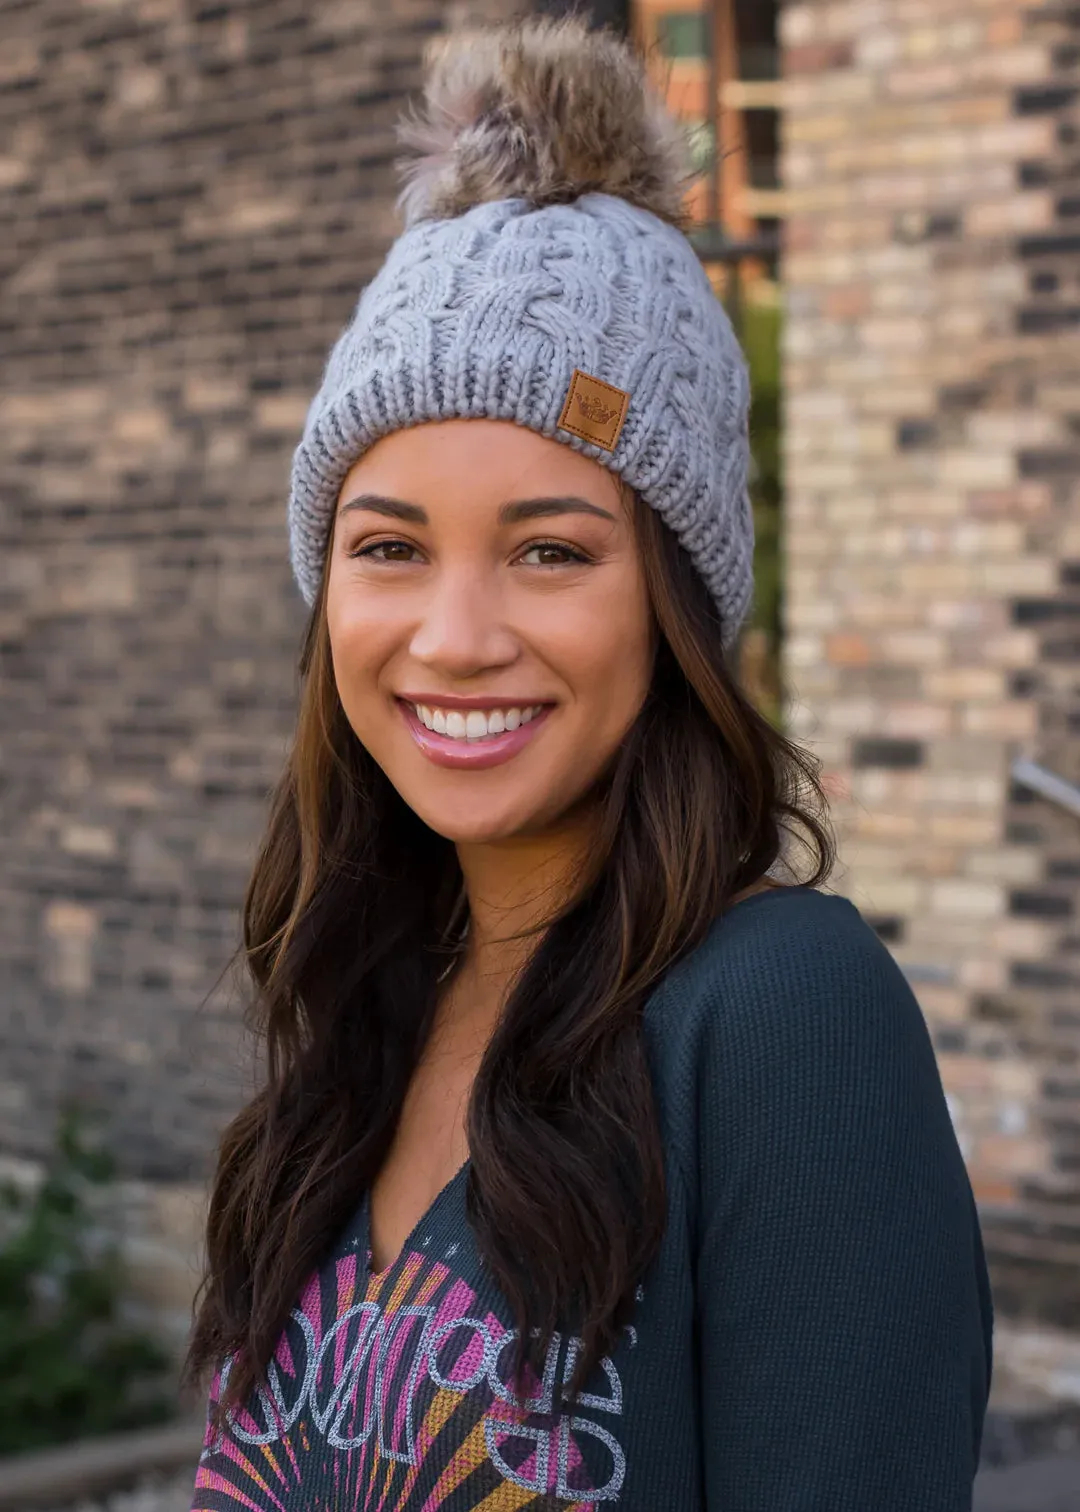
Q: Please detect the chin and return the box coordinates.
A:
[401,791,559,847]
[412,809,537,846]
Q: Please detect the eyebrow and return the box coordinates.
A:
[337,493,618,525]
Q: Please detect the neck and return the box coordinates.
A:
[453,814,595,1000]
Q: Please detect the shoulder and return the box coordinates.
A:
[642,886,944,1146]
[645,884,916,1046]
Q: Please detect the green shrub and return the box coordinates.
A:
[0,1111,176,1456]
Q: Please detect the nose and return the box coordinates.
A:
[408,568,519,680]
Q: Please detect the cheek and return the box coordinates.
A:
[545,576,653,721]
[325,583,398,715]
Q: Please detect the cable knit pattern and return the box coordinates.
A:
[288,194,754,647]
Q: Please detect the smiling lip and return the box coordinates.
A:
[398,699,552,770]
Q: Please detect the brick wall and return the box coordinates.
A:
[0,0,511,1192]
[781,0,1080,1343]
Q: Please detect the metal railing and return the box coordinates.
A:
[1011,757,1080,821]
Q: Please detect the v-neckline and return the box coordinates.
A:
[361,1159,471,1283]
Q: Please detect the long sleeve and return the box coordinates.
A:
[691,897,993,1510]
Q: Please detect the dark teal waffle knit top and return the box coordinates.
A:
[193,886,993,1511]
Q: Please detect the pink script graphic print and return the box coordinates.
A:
[192,1241,630,1511]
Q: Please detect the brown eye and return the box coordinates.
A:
[354,540,419,563]
[519,542,591,567]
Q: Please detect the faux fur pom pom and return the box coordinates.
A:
[397,16,693,229]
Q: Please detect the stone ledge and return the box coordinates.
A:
[0,1422,204,1510]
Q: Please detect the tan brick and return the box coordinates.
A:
[966,194,1055,236]
[887,61,965,96]
[183,376,245,412]
[973,1134,1049,1179]
[969,1173,1017,1206]
[993,919,1056,960]
[113,407,171,445]
[960,702,1039,739]
[980,557,1058,595]
[957,957,1007,993]
[779,5,819,46]
[930,880,1004,920]
[964,848,1044,885]
[255,394,310,432]
[851,874,924,914]
[880,702,953,738]
[986,11,1022,46]
[938,449,1016,488]
[968,44,1051,86]
[976,630,1040,668]
[965,411,1063,449]
[42,901,98,996]
[925,667,1007,702]
[927,813,1000,845]
[879,629,948,664]
[824,632,874,666]
[938,1054,1000,1094]
[60,824,117,859]
[851,808,921,840]
[916,985,971,1024]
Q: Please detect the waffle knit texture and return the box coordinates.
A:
[193,888,993,1511]
[288,193,754,648]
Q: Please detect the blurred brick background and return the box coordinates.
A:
[0,0,509,1337]
[780,0,1080,1380]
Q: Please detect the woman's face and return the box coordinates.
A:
[325,419,653,845]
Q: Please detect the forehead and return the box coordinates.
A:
[337,418,626,516]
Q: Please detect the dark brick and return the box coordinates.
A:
[1019,306,1080,333]
[1011,962,1077,990]
[1043,634,1080,661]
[974,995,1025,1027]
[1019,230,1080,258]
[1013,598,1080,625]
[867,914,905,944]
[1018,448,1080,479]
[1010,890,1075,920]
[851,738,924,769]
[895,418,937,449]
[938,381,988,411]
[1015,84,1080,116]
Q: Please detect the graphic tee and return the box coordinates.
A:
[192,888,994,1511]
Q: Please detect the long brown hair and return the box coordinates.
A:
[185,493,833,1415]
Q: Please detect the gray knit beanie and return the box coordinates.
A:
[288,18,754,648]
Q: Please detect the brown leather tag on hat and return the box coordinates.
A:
[558,369,630,453]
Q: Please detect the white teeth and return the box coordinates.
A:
[412,704,544,741]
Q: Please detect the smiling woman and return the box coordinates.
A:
[184,17,992,1512]
[326,421,652,839]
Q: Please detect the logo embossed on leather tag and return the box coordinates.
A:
[558,369,630,452]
